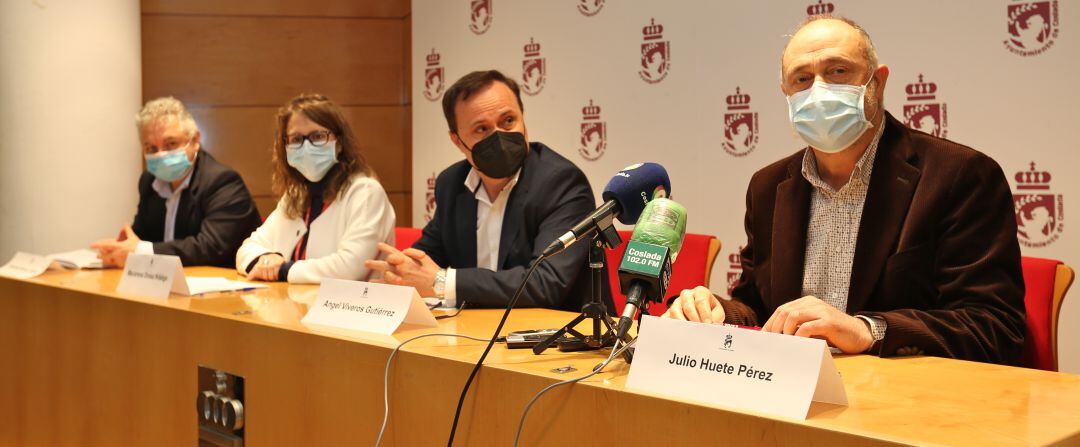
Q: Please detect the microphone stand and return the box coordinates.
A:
[532,227,631,356]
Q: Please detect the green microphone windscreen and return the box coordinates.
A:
[630,198,688,262]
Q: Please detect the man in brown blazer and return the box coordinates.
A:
[666,16,1025,364]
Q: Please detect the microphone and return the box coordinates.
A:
[541,162,670,258]
[614,198,687,340]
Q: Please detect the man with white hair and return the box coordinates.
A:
[91,97,262,268]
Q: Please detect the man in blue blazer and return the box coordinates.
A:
[367,70,609,311]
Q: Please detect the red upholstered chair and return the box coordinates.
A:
[605,231,722,316]
[394,227,423,251]
[1021,256,1075,371]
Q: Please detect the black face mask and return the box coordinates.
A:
[461,131,527,179]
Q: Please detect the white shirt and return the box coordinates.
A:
[135,165,194,255]
[442,168,521,307]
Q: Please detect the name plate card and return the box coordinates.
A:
[116,254,183,299]
[626,315,847,420]
[0,252,53,279]
[302,278,438,335]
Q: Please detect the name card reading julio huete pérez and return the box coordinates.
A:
[667,353,774,382]
[626,315,847,420]
[302,278,438,335]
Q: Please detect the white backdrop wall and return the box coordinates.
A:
[0,0,142,260]
[411,0,1080,371]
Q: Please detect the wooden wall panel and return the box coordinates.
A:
[403,14,411,104]
[189,105,409,195]
[142,16,405,106]
[187,108,276,196]
[388,191,412,229]
[143,0,411,225]
[348,106,409,192]
[253,195,280,218]
[142,0,408,18]
[403,14,412,226]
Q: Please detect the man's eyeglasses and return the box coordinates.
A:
[143,139,190,154]
[285,130,334,149]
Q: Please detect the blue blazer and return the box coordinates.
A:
[414,142,613,312]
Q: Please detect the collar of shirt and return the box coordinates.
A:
[463,167,521,204]
[800,120,885,196]
[151,152,197,199]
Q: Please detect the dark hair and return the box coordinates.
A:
[441,70,524,133]
[271,93,374,219]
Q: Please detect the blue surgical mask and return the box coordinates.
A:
[786,76,875,153]
[145,145,193,182]
[286,140,337,182]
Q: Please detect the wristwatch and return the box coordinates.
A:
[433,269,447,299]
[856,315,887,347]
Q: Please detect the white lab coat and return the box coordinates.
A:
[235,174,396,284]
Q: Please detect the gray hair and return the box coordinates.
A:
[781,15,879,79]
[135,96,198,137]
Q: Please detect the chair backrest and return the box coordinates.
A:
[394,227,423,251]
[1020,256,1075,371]
[605,231,722,316]
[1051,264,1074,370]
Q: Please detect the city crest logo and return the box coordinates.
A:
[902,74,948,138]
[521,37,546,96]
[726,248,743,297]
[1013,162,1064,248]
[579,99,606,161]
[469,0,492,35]
[1005,1,1059,56]
[639,18,670,84]
[578,0,604,17]
[722,87,758,157]
[806,0,835,16]
[423,48,444,102]
[425,172,437,222]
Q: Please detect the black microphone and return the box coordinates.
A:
[614,198,688,340]
[541,162,671,258]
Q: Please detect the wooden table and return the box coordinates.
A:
[2,267,1079,446]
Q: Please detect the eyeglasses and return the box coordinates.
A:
[285,130,334,149]
[144,139,191,154]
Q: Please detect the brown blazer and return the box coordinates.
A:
[723,112,1026,365]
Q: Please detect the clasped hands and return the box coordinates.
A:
[665,286,874,354]
[364,243,440,297]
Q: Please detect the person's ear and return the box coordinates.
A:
[874,64,890,94]
[449,131,469,157]
[191,130,202,154]
[778,71,793,97]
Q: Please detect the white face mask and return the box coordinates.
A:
[786,75,875,153]
[286,140,337,182]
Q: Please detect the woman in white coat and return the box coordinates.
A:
[237,94,395,283]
